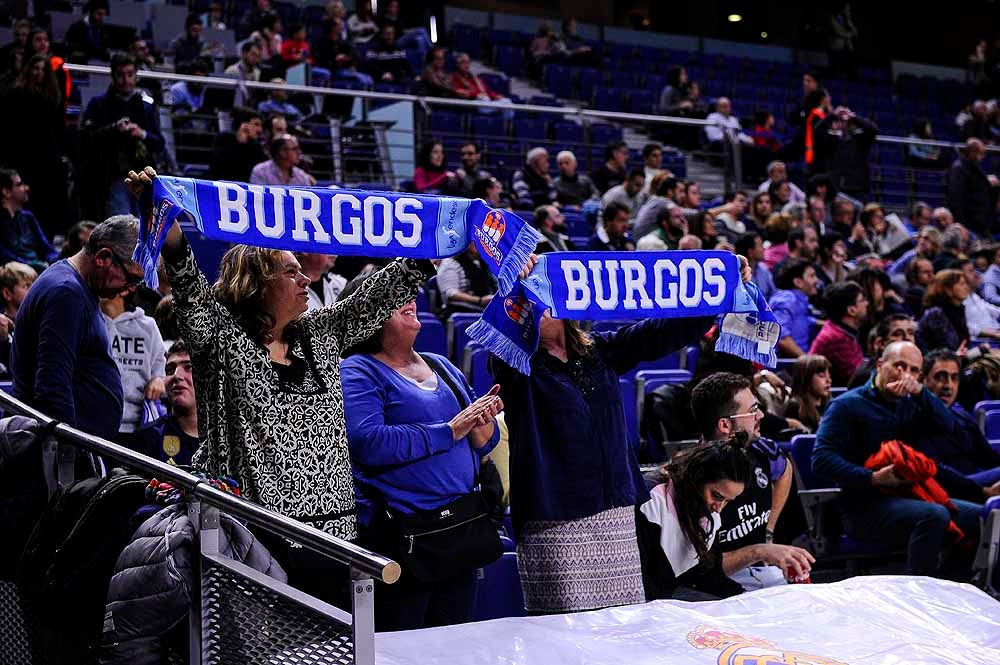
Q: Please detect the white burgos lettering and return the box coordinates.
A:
[213,184,424,247]
[563,256,730,311]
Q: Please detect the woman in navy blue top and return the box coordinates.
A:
[341,277,503,632]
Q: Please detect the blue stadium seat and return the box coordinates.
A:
[463,343,495,398]
[590,123,623,145]
[984,411,1000,440]
[479,73,510,97]
[450,24,481,59]
[494,45,525,77]
[593,87,625,112]
[512,117,547,141]
[551,120,585,145]
[471,114,506,140]
[473,552,525,621]
[429,110,464,135]
[414,316,447,357]
[576,68,600,101]
[562,211,590,236]
[448,313,482,362]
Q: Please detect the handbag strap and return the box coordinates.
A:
[419,353,481,487]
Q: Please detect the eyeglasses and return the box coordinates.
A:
[109,250,144,288]
[728,402,762,420]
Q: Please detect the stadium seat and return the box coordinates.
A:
[462,343,495,398]
[473,552,526,621]
[448,313,482,362]
[414,315,447,357]
[983,411,1000,440]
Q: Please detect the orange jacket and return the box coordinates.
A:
[803,107,826,166]
[864,440,965,542]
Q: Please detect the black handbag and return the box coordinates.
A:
[374,355,503,583]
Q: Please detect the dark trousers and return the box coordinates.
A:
[375,569,478,632]
[843,496,982,578]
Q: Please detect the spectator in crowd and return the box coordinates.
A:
[202,2,226,30]
[591,140,629,194]
[80,54,164,219]
[907,119,946,169]
[757,161,805,204]
[601,167,645,219]
[749,191,772,231]
[916,269,972,353]
[903,256,935,316]
[771,258,819,358]
[472,176,511,210]
[0,169,58,273]
[257,78,304,123]
[812,106,878,200]
[11,216,141,446]
[128,36,157,75]
[239,0,276,39]
[919,349,1000,487]
[658,66,690,114]
[828,198,858,246]
[131,341,199,465]
[981,244,1000,306]
[848,313,917,388]
[527,23,560,79]
[958,258,1000,340]
[533,204,573,253]
[225,41,263,106]
[60,221,97,259]
[168,57,211,113]
[435,243,497,316]
[208,106,268,183]
[280,23,313,66]
[809,280,867,386]
[101,284,167,442]
[0,261,35,323]
[454,142,491,197]
[633,175,678,240]
[768,179,793,210]
[298,252,346,310]
[690,373,814,589]
[250,134,315,186]
[713,191,750,243]
[693,211,722,250]
[637,439,752,601]
[784,354,832,432]
[127,166,508,604]
[169,14,207,68]
[0,19,31,78]
[933,224,967,272]
[419,47,453,97]
[816,232,849,287]
[637,205,686,251]
[340,275,502,631]
[413,140,460,194]
[945,138,999,238]
[249,13,284,69]
[861,203,911,258]
[315,17,373,88]
[961,101,990,142]
[553,150,599,207]
[851,265,906,344]
[750,111,782,155]
[348,2,379,44]
[25,28,70,104]
[704,97,754,160]
[735,232,776,300]
[551,17,599,67]
[65,0,110,63]
[322,1,349,40]
[451,52,508,105]
[907,201,933,233]
[364,24,414,83]
[931,206,955,230]
[814,341,987,578]
[807,195,828,233]
[588,201,635,251]
[491,281,716,614]
[678,234,703,250]
[801,88,832,169]
[773,226,819,275]
[512,147,558,209]
[762,213,792,270]
[641,143,666,193]
[888,226,941,280]
[378,0,432,54]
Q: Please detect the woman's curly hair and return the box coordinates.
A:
[213,245,289,343]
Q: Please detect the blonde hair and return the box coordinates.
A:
[213,245,288,342]
[0,261,37,291]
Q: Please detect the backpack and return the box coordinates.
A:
[16,470,150,639]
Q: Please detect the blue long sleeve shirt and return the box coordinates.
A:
[10,261,123,440]
[0,208,59,269]
[770,289,814,351]
[490,316,713,532]
[813,381,954,496]
[341,352,499,526]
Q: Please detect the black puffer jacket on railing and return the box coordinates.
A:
[99,503,287,665]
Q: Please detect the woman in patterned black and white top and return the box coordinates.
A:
[125,168,437,592]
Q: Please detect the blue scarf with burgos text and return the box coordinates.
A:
[467,252,781,374]
[134,177,779,374]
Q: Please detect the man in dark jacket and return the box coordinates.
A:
[80,54,165,219]
[511,147,558,210]
[945,138,998,237]
[65,0,111,62]
[812,106,877,200]
[0,169,58,273]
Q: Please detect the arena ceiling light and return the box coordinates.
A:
[727,14,743,22]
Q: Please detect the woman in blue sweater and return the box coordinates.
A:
[340,274,504,632]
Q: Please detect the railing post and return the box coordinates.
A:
[189,498,220,665]
[351,567,376,665]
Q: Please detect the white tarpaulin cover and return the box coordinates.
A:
[376,576,1000,664]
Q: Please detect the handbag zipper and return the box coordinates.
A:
[407,514,486,554]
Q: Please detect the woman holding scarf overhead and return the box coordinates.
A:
[124,167,533,603]
[491,257,753,613]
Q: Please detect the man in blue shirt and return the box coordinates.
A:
[814,341,992,578]
[11,215,142,443]
[769,258,818,358]
[0,170,59,274]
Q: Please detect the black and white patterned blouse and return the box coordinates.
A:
[167,244,433,540]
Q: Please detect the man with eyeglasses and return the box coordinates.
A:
[11,214,142,447]
[814,341,989,579]
[691,373,815,590]
[455,142,492,198]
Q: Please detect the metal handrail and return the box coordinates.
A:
[0,389,400,584]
